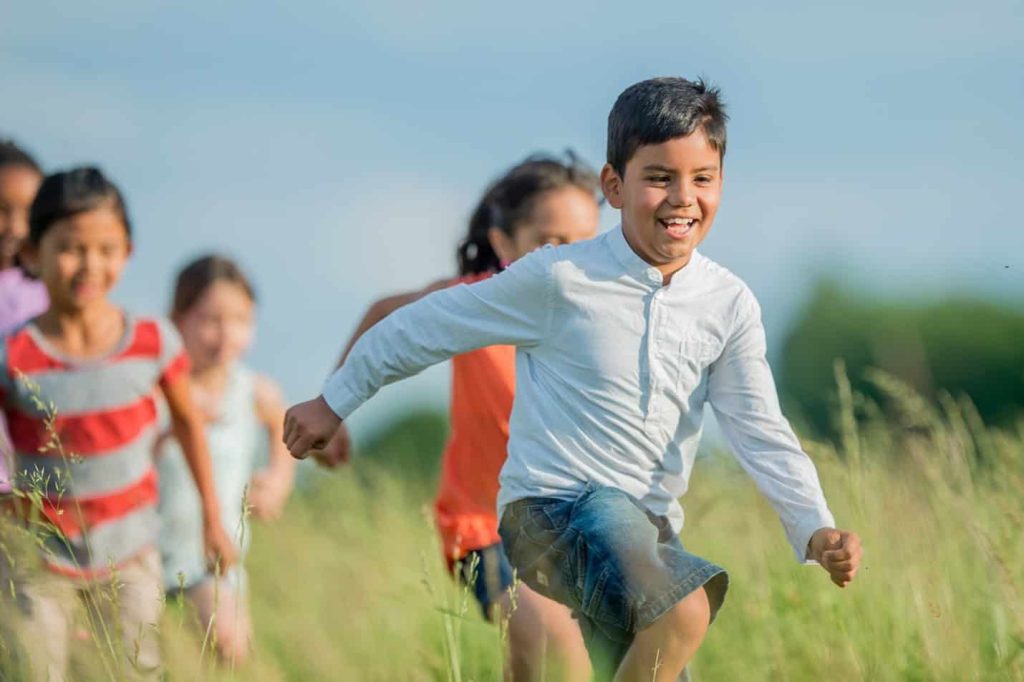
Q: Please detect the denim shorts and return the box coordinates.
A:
[499,482,728,678]
[454,542,515,619]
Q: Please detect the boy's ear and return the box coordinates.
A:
[600,164,624,210]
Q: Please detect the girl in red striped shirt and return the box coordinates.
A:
[0,167,234,680]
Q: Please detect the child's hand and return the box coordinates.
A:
[248,469,291,521]
[311,422,352,469]
[204,520,239,574]
[283,396,341,459]
[808,527,862,587]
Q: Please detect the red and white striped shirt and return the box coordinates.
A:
[0,314,188,577]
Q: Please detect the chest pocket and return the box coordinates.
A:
[677,335,722,396]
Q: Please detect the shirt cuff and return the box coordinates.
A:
[321,370,365,420]
[788,508,836,564]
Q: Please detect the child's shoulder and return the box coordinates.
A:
[0,321,48,371]
[527,231,611,279]
[693,252,756,300]
[121,313,184,362]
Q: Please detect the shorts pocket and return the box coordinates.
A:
[520,502,570,544]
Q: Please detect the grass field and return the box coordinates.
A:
[2,373,1023,681]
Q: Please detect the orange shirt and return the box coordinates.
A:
[433,274,516,562]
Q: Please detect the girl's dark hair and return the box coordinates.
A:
[171,254,257,318]
[29,166,131,245]
[0,139,42,174]
[457,151,600,276]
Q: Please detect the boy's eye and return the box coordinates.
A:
[694,175,713,184]
[646,175,671,184]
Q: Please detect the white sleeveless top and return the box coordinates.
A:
[157,364,265,590]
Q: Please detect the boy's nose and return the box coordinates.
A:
[667,182,695,208]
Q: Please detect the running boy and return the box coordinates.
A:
[284,77,862,681]
[317,154,598,681]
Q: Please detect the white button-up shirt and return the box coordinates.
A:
[325,226,835,560]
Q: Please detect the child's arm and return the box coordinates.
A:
[284,250,556,459]
[707,290,862,587]
[311,279,453,468]
[247,374,296,520]
[161,374,238,569]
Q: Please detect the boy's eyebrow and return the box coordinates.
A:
[641,164,721,173]
[642,164,675,173]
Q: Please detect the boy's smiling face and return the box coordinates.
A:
[601,130,722,282]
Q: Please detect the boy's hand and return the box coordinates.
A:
[311,422,352,469]
[283,395,341,460]
[203,521,238,574]
[808,527,862,587]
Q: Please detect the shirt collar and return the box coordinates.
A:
[605,224,701,288]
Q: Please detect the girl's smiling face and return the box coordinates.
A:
[26,206,132,311]
[175,280,255,372]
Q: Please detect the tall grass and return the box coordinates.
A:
[2,375,1022,680]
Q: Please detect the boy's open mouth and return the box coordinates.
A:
[659,216,697,240]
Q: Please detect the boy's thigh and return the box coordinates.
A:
[500,485,727,653]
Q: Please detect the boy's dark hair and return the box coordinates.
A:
[0,139,42,174]
[171,254,257,318]
[607,77,728,177]
[457,151,600,276]
[29,166,131,245]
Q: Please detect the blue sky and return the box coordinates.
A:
[2,0,1021,440]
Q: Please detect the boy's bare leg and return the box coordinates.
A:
[495,582,591,682]
[613,587,709,682]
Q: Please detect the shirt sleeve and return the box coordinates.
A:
[323,247,555,419]
[154,318,191,389]
[707,289,835,562]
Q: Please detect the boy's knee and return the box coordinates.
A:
[657,587,710,641]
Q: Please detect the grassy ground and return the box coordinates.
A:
[2,377,1023,680]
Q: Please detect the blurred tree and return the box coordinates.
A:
[779,282,1024,437]
[357,409,449,495]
